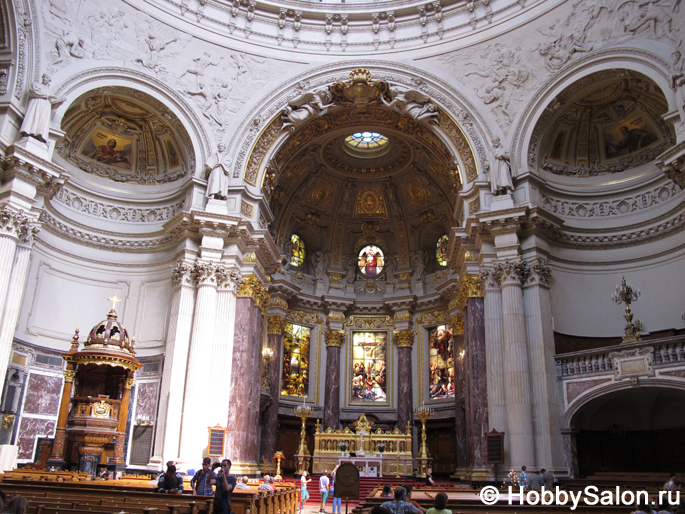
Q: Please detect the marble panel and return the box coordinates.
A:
[260,333,283,462]
[397,347,412,431]
[565,378,612,405]
[467,297,489,468]
[452,334,467,469]
[135,381,159,422]
[17,418,55,460]
[23,374,62,416]
[323,346,341,430]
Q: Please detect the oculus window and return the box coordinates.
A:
[358,245,384,277]
[351,331,387,402]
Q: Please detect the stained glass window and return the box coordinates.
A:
[281,323,310,397]
[428,324,455,399]
[436,234,448,267]
[351,331,387,402]
[290,234,305,267]
[345,132,389,150]
[358,245,384,277]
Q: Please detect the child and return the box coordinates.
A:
[300,471,311,512]
[426,492,451,514]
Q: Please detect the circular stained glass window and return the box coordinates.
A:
[358,245,384,277]
[436,234,448,267]
[345,132,389,150]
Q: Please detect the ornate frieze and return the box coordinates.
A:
[393,311,412,321]
[288,310,323,325]
[344,315,393,329]
[393,329,414,348]
[237,275,271,312]
[324,329,345,347]
[328,311,346,322]
[267,315,286,335]
[415,310,449,325]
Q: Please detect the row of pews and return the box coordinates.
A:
[0,469,299,514]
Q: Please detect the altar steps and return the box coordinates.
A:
[295,475,416,507]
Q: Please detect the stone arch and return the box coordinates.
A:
[51,67,211,181]
[511,46,677,174]
[226,60,492,200]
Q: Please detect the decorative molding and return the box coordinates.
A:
[288,310,323,325]
[541,183,682,218]
[415,310,449,325]
[344,315,394,329]
[237,275,271,312]
[267,315,286,335]
[609,346,654,380]
[241,200,255,219]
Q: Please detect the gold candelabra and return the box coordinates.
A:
[295,403,313,456]
[612,276,642,344]
[261,347,274,390]
[274,451,284,480]
[415,406,433,459]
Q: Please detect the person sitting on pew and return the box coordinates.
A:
[381,487,421,514]
[5,495,28,514]
[259,475,274,491]
[381,485,393,498]
[236,476,251,490]
[426,492,451,514]
[158,464,184,494]
[404,485,426,514]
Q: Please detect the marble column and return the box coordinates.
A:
[153,261,196,463]
[523,259,565,472]
[0,222,39,389]
[452,319,467,474]
[210,267,240,427]
[323,329,345,430]
[465,297,489,472]
[393,330,414,432]
[179,262,219,462]
[479,269,508,446]
[561,429,579,478]
[260,315,285,463]
[47,366,76,466]
[226,276,269,475]
[497,260,535,470]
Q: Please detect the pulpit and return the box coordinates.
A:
[47,295,141,475]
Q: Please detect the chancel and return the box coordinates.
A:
[0,0,684,502]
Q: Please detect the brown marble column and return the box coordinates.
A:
[323,330,345,430]
[260,315,286,463]
[466,297,489,471]
[226,276,269,475]
[393,330,414,431]
[562,429,579,478]
[451,317,467,473]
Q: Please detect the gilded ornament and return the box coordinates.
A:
[267,315,287,335]
[241,200,255,219]
[328,311,346,322]
[416,310,449,325]
[63,369,76,382]
[449,315,464,335]
[244,252,257,263]
[90,400,112,419]
[393,311,412,321]
[237,275,271,313]
[269,297,288,310]
[453,274,483,308]
[345,315,393,329]
[324,329,345,347]
[125,378,135,389]
[288,310,323,325]
[1,414,14,431]
[393,329,414,347]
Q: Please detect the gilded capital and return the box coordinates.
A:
[237,275,271,313]
[449,315,464,335]
[125,378,135,389]
[267,315,286,335]
[324,329,345,347]
[63,370,76,383]
[453,274,484,308]
[393,329,414,348]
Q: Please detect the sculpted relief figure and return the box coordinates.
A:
[312,251,329,281]
[345,256,357,284]
[19,74,65,143]
[282,88,335,131]
[412,251,426,281]
[53,31,86,65]
[205,143,231,200]
[382,87,439,122]
[670,50,685,123]
[384,256,396,285]
[490,138,514,195]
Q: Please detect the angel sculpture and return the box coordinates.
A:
[382,87,440,122]
[281,88,335,131]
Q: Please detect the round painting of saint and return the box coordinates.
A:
[358,245,384,277]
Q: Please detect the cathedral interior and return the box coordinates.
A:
[0,0,684,482]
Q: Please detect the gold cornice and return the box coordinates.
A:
[324,329,345,347]
[237,275,271,313]
[267,315,286,335]
[393,329,414,348]
[72,355,141,372]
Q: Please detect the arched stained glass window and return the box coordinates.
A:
[351,331,387,402]
[429,324,455,399]
[281,323,310,397]
[290,234,305,267]
[436,234,448,267]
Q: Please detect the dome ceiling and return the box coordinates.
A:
[57,87,193,184]
[533,70,674,177]
[269,107,458,274]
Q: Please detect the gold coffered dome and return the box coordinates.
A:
[57,87,192,184]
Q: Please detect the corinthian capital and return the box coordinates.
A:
[267,315,286,335]
[494,259,527,287]
[172,261,195,287]
[194,262,218,285]
[393,329,414,348]
[237,275,271,313]
[478,268,501,291]
[324,329,345,347]
[215,265,242,291]
[0,208,29,239]
[525,259,551,288]
[18,222,40,247]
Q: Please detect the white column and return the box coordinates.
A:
[480,269,508,443]
[209,266,239,427]
[497,260,535,470]
[523,259,565,472]
[153,261,196,464]
[0,223,38,389]
[179,261,218,463]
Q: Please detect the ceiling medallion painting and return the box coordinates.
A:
[58,90,189,184]
[354,186,388,219]
[305,177,338,212]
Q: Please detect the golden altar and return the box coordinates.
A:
[312,415,413,475]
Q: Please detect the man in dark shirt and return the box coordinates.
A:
[158,464,184,494]
[208,459,236,514]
